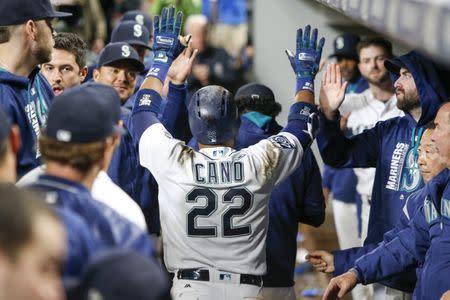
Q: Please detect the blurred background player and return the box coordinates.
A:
[51,0,107,64]
[65,249,171,300]
[185,14,244,97]
[201,0,248,58]
[0,108,20,184]
[0,0,70,177]
[0,185,67,300]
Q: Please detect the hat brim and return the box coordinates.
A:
[47,11,73,18]
[384,58,406,76]
[102,58,145,73]
[125,40,152,50]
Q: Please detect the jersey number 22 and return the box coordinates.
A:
[186,187,253,237]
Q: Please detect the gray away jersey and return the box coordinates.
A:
[139,123,304,275]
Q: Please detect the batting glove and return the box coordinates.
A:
[147,6,185,82]
[286,25,325,93]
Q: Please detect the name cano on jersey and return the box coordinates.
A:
[193,161,245,184]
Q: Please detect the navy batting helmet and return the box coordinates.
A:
[188,86,239,145]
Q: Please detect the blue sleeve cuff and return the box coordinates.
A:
[282,102,319,149]
[133,89,162,115]
[132,89,162,140]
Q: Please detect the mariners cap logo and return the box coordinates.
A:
[336,36,345,49]
[121,45,131,57]
[133,24,142,37]
[135,14,144,25]
[56,129,71,142]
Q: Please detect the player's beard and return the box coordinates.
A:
[365,70,390,85]
[32,42,52,65]
[396,89,420,112]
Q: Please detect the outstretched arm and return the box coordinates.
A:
[283,25,325,149]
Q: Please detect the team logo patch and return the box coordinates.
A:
[269,135,295,149]
[138,94,152,106]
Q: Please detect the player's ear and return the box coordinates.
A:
[93,69,100,81]
[79,66,88,82]
[24,20,38,41]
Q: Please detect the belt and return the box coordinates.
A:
[176,269,262,287]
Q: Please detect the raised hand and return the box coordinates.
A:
[167,41,198,84]
[305,250,335,273]
[322,271,359,300]
[320,63,348,120]
[286,25,325,93]
[147,6,184,83]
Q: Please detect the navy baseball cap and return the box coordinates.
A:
[121,10,153,36]
[44,83,125,144]
[329,33,361,60]
[0,0,71,26]
[111,21,151,50]
[65,250,170,300]
[0,108,11,142]
[234,82,281,116]
[97,42,145,72]
[235,82,276,103]
[384,57,407,76]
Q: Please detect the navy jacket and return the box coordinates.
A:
[189,113,326,287]
[317,51,448,291]
[0,69,53,177]
[55,207,98,278]
[354,169,450,299]
[30,175,155,273]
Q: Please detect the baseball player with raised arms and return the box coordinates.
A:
[131,7,324,299]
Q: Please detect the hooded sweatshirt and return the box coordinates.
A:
[353,168,450,300]
[0,69,53,177]
[317,51,448,291]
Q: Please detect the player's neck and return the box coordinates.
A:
[369,79,394,102]
[0,42,36,77]
[45,162,100,191]
[198,139,235,149]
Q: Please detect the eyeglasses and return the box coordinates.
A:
[102,66,138,81]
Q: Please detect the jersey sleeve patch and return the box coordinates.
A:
[268,135,296,149]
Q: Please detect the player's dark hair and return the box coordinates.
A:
[39,134,106,174]
[0,185,59,261]
[54,32,88,69]
[357,37,393,59]
[235,95,281,118]
[0,26,12,43]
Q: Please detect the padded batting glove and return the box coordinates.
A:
[147,6,185,82]
[286,25,325,93]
